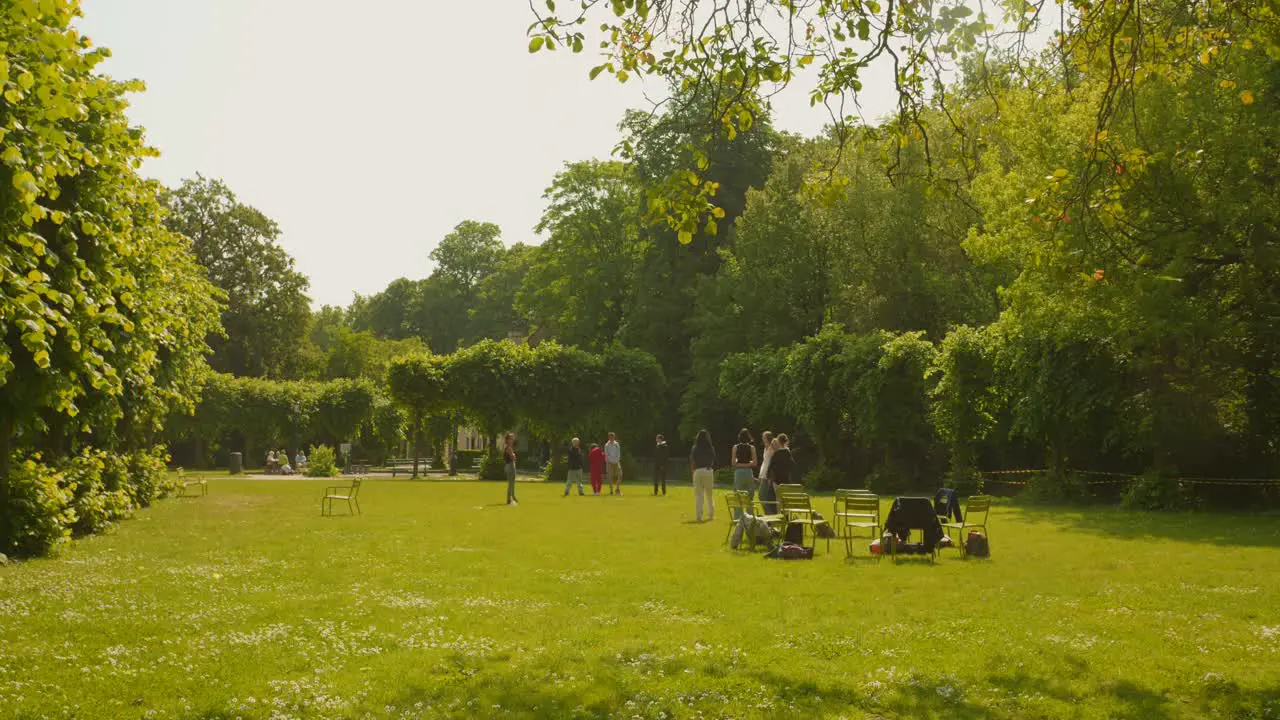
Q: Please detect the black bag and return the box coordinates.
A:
[784,522,805,544]
[965,531,990,558]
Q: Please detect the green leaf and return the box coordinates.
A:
[677,229,693,244]
[12,170,38,194]
[1052,168,1069,179]
[589,64,607,80]
[528,36,546,53]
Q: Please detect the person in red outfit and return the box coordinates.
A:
[587,443,606,496]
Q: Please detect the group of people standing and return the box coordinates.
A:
[501,431,626,505]
[690,428,794,523]
[562,433,623,497]
[500,427,794,519]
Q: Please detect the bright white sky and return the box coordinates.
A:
[79,0,900,307]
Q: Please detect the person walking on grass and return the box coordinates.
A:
[565,437,586,496]
[653,434,669,496]
[588,442,606,495]
[504,432,519,506]
[605,432,623,495]
[731,428,758,519]
[690,429,717,522]
[757,431,778,514]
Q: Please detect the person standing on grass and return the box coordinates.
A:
[565,437,586,497]
[605,432,623,495]
[690,429,717,522]
[731,428,758,519]
[653,434,669,496]
[757,431,778,514]
[588,442,606,495]
[770,433,795,488]
[504,432,519,506]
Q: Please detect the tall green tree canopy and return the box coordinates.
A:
[163,176,312,379]
[429,220,504,295]
[0,0,221,461]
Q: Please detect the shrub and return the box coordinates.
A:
[1018,472,1091,505]
[61,450,132,536]
[804,462,850,492]
[0,455,75,558]
[478,450,506,481]
[1122,472,1199,511]
[306,445,339,477]
[454,449,484,470]
[127,447,173,507]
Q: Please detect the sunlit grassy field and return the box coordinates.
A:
[2,476,1278,719]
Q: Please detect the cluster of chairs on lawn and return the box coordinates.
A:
[726,485,991,561]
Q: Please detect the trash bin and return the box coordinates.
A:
[229,452,243,475]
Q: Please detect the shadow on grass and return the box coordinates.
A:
[186,650,1280,720]
[1008,504,1280,548]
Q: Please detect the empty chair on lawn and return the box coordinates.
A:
[943,495,992,558]
[321,477,363,517]
[835,491,881,558]
[177,467,208,497]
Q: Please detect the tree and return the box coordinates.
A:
[445,340,532,459]
[528,0,1276,250]
[470,243,538,342]
[520,161,644,350]
[386,354,451,478]
[163,175,312,378]
[430,220,504,294]
[1,1,220,491]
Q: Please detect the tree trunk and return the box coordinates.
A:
[411,421,421,479]
[194,436,206,469]
[448,415,459,476]
[245,437,257,472]
[0,415,12,508]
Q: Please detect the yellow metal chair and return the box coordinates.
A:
[942,495,991,557]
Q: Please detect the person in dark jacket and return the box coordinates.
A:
[653,434,669,496]
[770,433,795,490]
[564,437,585,496]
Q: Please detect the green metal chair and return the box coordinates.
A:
[776,489,830,553]
[942,495,991,557]
[724,491,760,547]
[322,477,363,516]
[835,493,881,558]
[177,467,208,497]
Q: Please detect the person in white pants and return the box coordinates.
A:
[689,428,717,522]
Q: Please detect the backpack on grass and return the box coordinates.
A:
[965,531,990,558]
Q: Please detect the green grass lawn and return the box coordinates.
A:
[2,477,1278,719]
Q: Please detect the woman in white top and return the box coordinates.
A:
[757,431,779,514]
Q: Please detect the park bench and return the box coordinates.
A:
[345,462,371,475]
[321,477,363,516]
[176,468,208,497]
[387,458,432,477]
